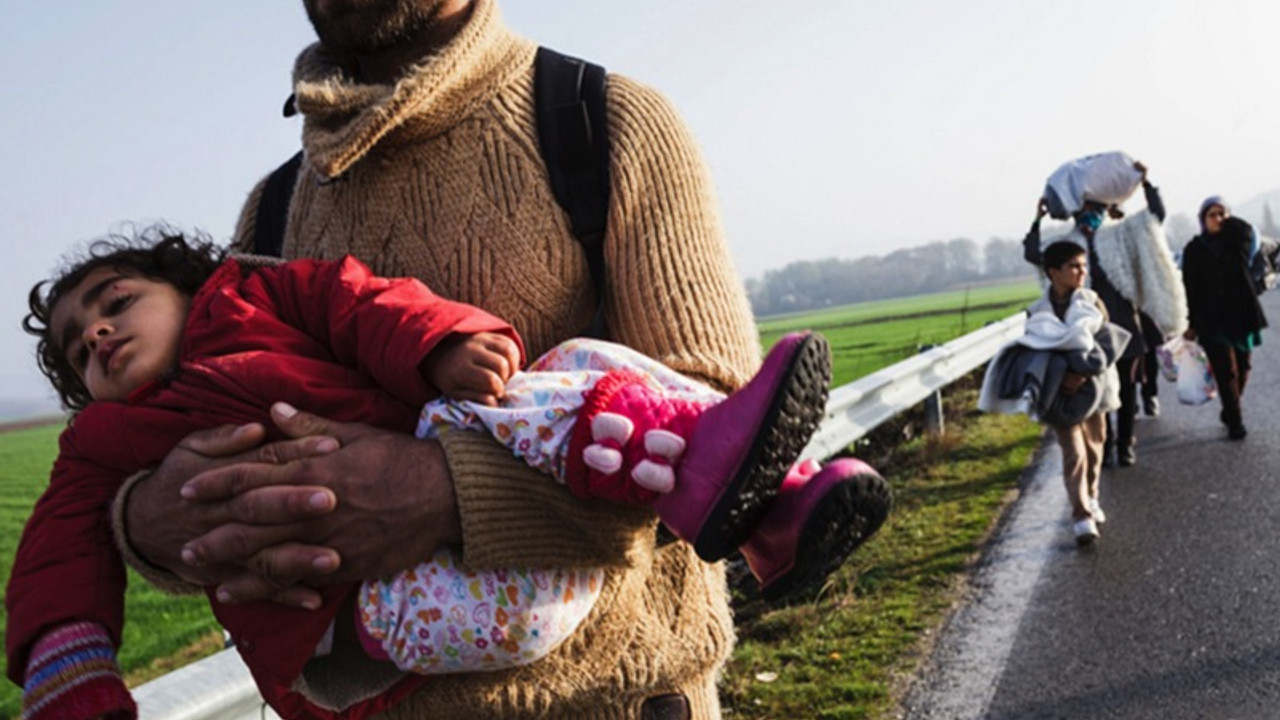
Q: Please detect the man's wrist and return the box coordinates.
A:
[417,437,461,546]
[113,470,167,571]
[111,469,199,593]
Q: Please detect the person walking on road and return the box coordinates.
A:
[1181,197,1268,440]
[980,241,1130,546]
[1024,161,1182,468]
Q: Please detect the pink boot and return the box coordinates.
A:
[565,332,832,561]
[741,457,891,602]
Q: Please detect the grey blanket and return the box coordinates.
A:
[988,322,1131,427]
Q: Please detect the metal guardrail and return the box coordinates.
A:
[799,312,1027,461]
[133,311,1028,719]
[136,648,278,720]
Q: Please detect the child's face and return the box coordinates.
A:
[49,267,190,402]
[1046,254,1088,296]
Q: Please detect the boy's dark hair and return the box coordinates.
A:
[1042,240,1087,271]
[24,225,226,412]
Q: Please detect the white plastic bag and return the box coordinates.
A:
[1042,151,1144,220]
[1172,339,1217,406]
[1155,336,1182,382]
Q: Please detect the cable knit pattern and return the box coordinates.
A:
[243,0,758,385]
[105,0,755,717]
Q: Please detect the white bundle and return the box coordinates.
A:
[1043,151,1143,220]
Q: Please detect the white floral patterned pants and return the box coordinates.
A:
[356,339,721,674]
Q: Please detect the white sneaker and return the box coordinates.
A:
[1073,518,1099,546]
[1090,500,1106,524]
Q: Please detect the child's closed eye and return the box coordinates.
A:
[105,294,133,315]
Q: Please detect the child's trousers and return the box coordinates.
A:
[417,337,723,482]
[1053,412,1107,521]
[357,339,722,675]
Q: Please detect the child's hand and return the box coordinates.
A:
[421,332,521,406]
[1060,372,1087,396]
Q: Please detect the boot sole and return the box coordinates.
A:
[694,333,831,562]
[760,469,892,603]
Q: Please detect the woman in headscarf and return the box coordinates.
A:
[1181,196,1268,440]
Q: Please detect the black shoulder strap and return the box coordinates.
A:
[253,50,612,333]
[534,46,611,338]
[252,150,304,257]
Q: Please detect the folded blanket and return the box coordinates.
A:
[979,288,1131,427]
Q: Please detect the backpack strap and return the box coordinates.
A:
[253,49,613,333]
[252,150,304,257]
[534,46,611,338]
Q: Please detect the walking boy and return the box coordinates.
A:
[982,241,1129,545]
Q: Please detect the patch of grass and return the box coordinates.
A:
[758,281,1039,386]
[756,281,1039,333]
[0,423,221,718]
[122,629,226,686]
[720,382,1042,719]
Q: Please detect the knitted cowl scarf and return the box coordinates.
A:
[291,0,531,181]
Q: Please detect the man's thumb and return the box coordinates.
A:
[180,421,267,457]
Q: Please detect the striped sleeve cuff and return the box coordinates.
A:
[23,622,136,720]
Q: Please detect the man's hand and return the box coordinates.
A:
[420,332,521,406]
[1134,160,1148,182]
[178,403,461,605]
[1037,197,1049,219]
[1060,372,1087,396]
[124,421,341,606]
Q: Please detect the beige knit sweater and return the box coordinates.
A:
[118,0,761,717]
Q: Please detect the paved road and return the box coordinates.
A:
[903,290,1280,720]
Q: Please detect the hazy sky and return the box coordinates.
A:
[3,0,1279,407]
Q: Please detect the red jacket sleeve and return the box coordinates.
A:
[243,256,524,407]
[5,422,128,684]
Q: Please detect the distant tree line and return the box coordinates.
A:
[746,237,1035,316]
[748,201,1280,317]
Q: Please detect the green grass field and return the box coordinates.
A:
[759,281,1040,387]
[0,280,1043,718]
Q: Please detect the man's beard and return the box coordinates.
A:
[303,0,449,55]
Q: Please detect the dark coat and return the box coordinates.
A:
[1182,216,1268,343]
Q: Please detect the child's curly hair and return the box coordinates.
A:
[25,225,226,412]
